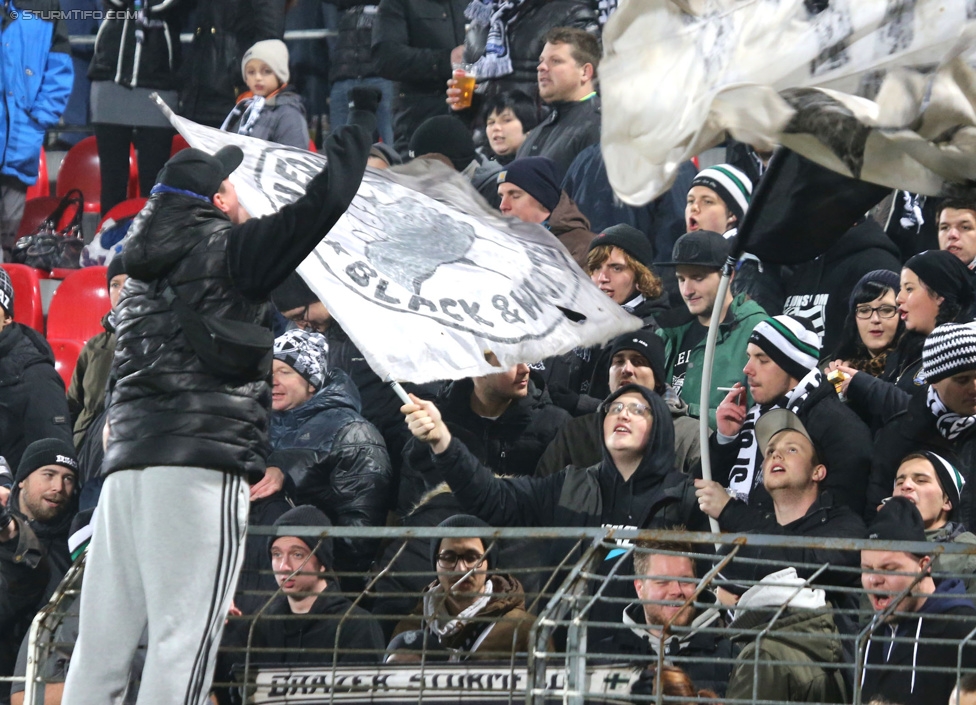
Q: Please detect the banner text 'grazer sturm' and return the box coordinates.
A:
[154,95,642,383]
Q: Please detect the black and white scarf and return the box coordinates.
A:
[727,369,823,502]
[926,385,976,441]
[464,0,525,81]
[219,96,267,136]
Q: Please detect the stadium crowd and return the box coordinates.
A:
[4,0,976,703]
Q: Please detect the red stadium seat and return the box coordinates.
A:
[46,266,110,342]
[309,139,317,153]
[57,136,139,213]
[1,263,46,332]
[25,149,50,200]
[97,197,147,232]
[17,196,64,239]
[49,338,84,388]
[171,133,190,156]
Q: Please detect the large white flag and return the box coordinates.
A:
[601,0,976,205]
[154,98,642,383]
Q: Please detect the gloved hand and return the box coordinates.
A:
[0,501,12,534]
[548,383,580,415]
[349,86,383,114]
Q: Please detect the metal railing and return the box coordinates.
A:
[13,526,976,704]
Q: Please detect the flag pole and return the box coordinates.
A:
[696,255,737,536]
[386,375,412,406]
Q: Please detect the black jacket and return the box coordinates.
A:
[0,323,72,480]
[717,492,867,608]
[326,1,382,82]
[178,0,287,127]
[0,485,76,692]
[710,376,873,516]
[234,491,291,616]
[240,585,385,665]
[862,380,976,526]
[783,218,901,359]
[87,0,183,90]
[862,579,976,705]
[270,369,392,574]
[371,0,466,151]
[397,377,570,513]
[516,95,600,181]
[105,117,372,480]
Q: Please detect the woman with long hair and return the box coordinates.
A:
[827,269,904,382]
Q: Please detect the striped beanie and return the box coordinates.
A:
[919,450,966,516]
[690,164,753,223]
[921,322,976,384]
[749,315,821,382]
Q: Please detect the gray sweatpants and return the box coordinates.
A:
[62,467,249,705]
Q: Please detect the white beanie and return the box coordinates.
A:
[241,39,290,84]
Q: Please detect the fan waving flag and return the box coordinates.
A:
[153,96,642,383]
[601,0,976,205]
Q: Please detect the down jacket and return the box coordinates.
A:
[397,376,570,514]
[106,117,372,479]
[270,368,392,574]
[87,0,183,89]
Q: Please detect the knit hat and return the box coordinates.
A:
[68,507,95,561]
[107,256,126,288]
[921,323,976,384]
[497,157,561,213]
[917,450,966,517]
[241,39,290,84]
[607,330,667,395]
[848,269,901,311]
[269,505,333,572]
[748,315,821,382]
[690,164,753,223]
[904,250,976,317]
[666,230,731,270]
[0,266,12,317]
[408,116,477,172]
[273,329,328,390]
[588,224,655,270]
[430,514,497,572]
[156,146,243,199]
[271,273,318,312]
[868,496,929,546]
[15,438,78,485]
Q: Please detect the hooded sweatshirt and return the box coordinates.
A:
[862,578,976,705]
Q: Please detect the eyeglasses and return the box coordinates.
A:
[436,550,486,568]
[606,401,652,417]
[855,304,898,320]
[284,305,328,333]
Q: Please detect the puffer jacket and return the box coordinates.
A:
[0,322,72,478]
[269,368,392,574]
[397,376,570,514]
[391,573,535,660]
[87,0,183,89]
[0,0,72,185]
[104,115,372,480]
[67,314,116,448]
[221,85,310,149]
[726,607,848,704]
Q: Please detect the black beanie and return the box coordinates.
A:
[15,438,78,485]
[430,514,496,572]
[408,116,477,172]
[607,330,667,395]
[155,145,243,199]
[904,250,976,318]
[0,266,13,317]
[497,157,562,213]
[269,505,334,573]
[588,224,655,271]
[868,496,929,547]
[271,273,319,312]
[107,256,126,288]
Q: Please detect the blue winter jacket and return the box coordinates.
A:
[269,368,393,574]
[0,0,73,185]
